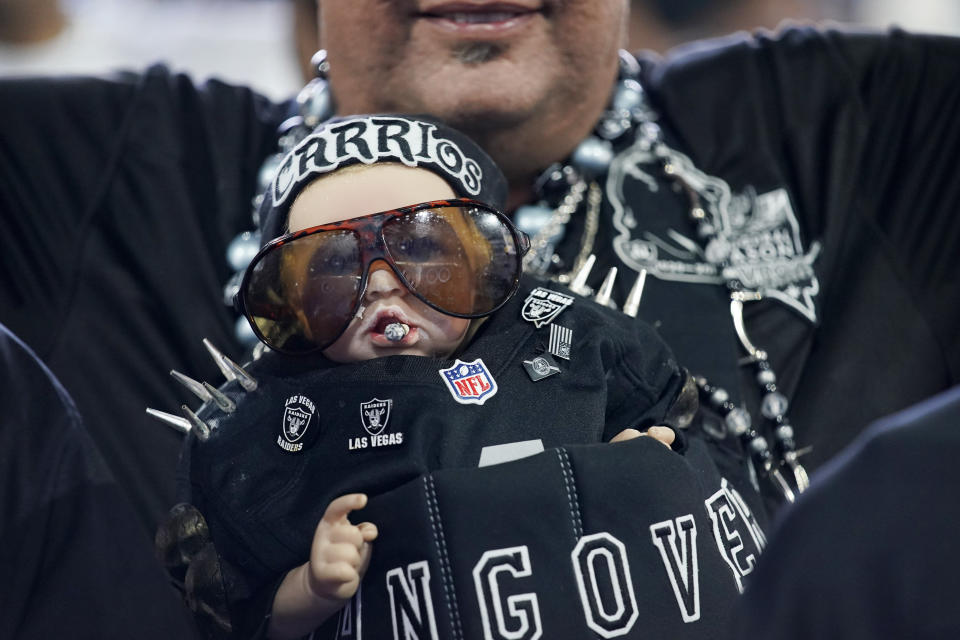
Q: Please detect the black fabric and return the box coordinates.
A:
[0,67,288,537]
[257,114,510,244]
[539,27,960,497]
[0,322,201,639]
[729,384,960,639]
[186,277,718,618]
[324,436,762,640]
[632,27,960,472]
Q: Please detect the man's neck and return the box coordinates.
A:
[466,93,611,213]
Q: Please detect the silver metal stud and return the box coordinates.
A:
[568,254,596,297]
[170,370,213,404]
[215,352,258,392]
[202,338,237,382]
[622,269,648,318]
[180,405,211,442]
[594,267,618,308]
[145,408,191,435]
[202,382,236,413]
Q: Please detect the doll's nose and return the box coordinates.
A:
[364,261,408,300]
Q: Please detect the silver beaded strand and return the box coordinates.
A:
[223,51,335,348]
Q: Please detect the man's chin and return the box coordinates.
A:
[419,75,547,136]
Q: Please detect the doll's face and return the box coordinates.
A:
[286,163,471,362]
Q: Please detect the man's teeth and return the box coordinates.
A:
[447,12,518,23]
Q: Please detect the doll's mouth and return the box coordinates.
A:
[368,310,419,346]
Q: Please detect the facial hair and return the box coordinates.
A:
[452,42,505,65]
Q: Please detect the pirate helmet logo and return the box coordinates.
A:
[521,287,574,328]
[282,396,316,443]
[360,398,392,436]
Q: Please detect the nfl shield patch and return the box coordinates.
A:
[439,358,499,405]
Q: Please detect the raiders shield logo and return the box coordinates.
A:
[521,287,574,328]
[360,398,392,436]
[439,358,499,405]
[277,395,317,453]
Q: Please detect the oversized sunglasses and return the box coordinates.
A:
[235,198,531,355]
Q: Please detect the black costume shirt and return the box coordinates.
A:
[1,26,958,535]
[183,278,765,639]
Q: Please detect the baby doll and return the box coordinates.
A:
[156,115,756,639]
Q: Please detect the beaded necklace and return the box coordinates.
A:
[221,49,809,503]
[513,51,809,502]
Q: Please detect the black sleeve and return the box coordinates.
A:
[0,73,137,340]
[0,67,289,535]
[0,322,202,639]
[595,308,685,442]
[0,67,284,355]
[646,25,960,377]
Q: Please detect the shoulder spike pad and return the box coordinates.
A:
[622,269,648,318]
[179,405,211,442]
[594,267,618,308]
[170,370,213,403]
[202,382,236,413]
[145,407,191,434]
[568,254,596,297]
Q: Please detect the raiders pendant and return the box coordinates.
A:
[523,353,561,382]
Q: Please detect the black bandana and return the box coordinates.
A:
[258,114,508,243]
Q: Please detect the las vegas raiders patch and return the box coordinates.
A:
[521,287,574,328]
[349,398,404,451]
[276,394,318,453]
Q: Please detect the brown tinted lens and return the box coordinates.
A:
[244,230,362,353]
[382,205,521,315]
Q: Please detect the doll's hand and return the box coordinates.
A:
[269,494,378,639]
[611,426,675,448]
[306,493,379,602]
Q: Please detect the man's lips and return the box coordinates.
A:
[415,2,543,31]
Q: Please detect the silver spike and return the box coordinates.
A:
[730,296,767,362]
[593,267,618,308]
[202,382,236,413]
[769,467,796,504]
[180,405,211,442]
[170,370,213,403]
[568,254,596,297]
[146,407,191,435]
[216,353,258,392]
[786,453,811,493]
[202,338,237,381]
[622,269,648,318]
